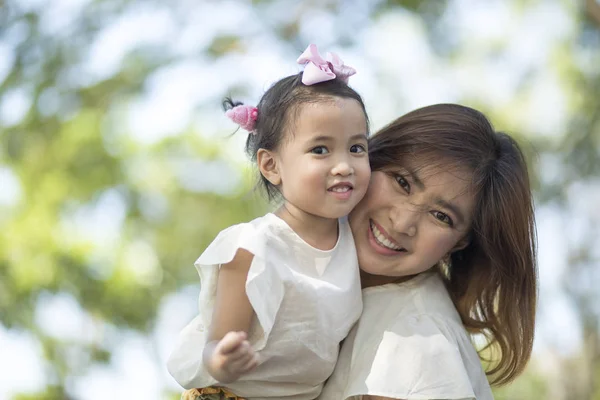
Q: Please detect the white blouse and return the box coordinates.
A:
[318,271,494,400]
[167,213,363,400]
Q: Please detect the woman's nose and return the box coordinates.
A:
[391,205,418,237]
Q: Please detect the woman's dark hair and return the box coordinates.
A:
[223,72,368,200]
[368,104,537,386]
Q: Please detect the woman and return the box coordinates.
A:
[319,104,537,400]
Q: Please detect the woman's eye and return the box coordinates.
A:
[350,144,367,153]
[311,146,329,155]
[394,174,410,193]
[433,211,454,226]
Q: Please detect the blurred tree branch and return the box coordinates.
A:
[586,0,600,26]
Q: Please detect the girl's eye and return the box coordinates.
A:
[432,211,454,227]
[350,144,367,153]
[394,174,410,193]
[311,146,329,155]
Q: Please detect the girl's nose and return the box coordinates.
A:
[331,160,353,176]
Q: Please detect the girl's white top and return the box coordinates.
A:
[318,271,494,400]
[167,213,363,400]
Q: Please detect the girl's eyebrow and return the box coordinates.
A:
[349,133,369,141]
[309,134,368,143]
[309,135,335,142]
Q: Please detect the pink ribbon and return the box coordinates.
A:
[226,105,258,133]
[297,44,356,85]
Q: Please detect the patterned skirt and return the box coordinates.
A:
[181,387,246,400]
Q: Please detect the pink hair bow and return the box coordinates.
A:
[297,44,356,85]
[226,105,258,133]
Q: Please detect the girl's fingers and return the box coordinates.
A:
[228,349,258,373]
[238,352,260,373]
[224,340,252,362]
[240,353,260,373]
[215,331,258,375]
[218,331,246,354]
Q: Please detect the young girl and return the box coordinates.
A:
[167,44,371,400]
[318,104,537,400]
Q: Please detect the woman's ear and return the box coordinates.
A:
[257,149,281,186]
[452,234,471,253]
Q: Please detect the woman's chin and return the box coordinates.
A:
[359,259,394,278]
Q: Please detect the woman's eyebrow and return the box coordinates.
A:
[405,167,425,190]
[435,197,466,225]
[409,166,467,225]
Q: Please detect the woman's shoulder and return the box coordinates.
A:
[362,271,462,325]
[413,271,465,322]
[333,273,494,400]
[359,280,467,347]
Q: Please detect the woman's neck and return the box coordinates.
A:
[275,204,339,250]
[360,269,417,288]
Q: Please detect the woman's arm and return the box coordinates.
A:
[202,248,259,383]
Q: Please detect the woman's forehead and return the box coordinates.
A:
[384,154,473,179]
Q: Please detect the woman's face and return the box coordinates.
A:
[349,158,476,285]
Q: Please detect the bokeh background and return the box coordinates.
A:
[1,0,599,399]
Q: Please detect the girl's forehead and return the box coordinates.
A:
[287,98,367,132]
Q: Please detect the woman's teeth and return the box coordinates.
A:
[371,221,403,251]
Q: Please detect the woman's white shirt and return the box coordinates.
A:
[318,271,494,400]
[167,213,363,400]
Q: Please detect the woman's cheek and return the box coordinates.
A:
[432,235,461,260]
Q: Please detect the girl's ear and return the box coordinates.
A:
[257,149,281,186]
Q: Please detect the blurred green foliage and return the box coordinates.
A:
[0,0,599,399]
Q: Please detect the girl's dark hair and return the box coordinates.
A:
[223,72,368,200]
[368,104,537,386]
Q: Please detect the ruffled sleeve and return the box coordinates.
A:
[343,314,482,400]
[167,219,285,389]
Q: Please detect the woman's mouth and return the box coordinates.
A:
[369,220,405,252]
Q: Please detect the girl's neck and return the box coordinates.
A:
[275,204,339,251]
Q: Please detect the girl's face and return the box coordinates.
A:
[268,97,371,221]
[349,159,475,286]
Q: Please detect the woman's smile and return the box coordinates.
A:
[368,220,405,253]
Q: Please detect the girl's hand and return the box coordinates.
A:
[204,331,260,383]
[203,249,257,383]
